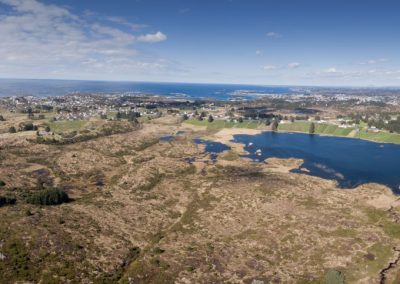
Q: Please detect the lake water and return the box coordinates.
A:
[194,138,231,160]
[230,132,400,193]
[0,79,296,100]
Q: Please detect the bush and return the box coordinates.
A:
[0,180,5,187]
[26,188,70,205]
[0,195,16,207]
[9,126,16,133]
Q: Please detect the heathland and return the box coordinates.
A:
[1,110,400,283]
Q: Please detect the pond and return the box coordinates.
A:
[194,138,231,160]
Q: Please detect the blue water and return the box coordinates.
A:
[194,138,231,160]
[160,135,175,142]
[0,79,296,100]
[230,132,400,193]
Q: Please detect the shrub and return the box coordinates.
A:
[0,195,16,207]
[9,126,16,133]
[26,188,70,205]
[0,180,5,187]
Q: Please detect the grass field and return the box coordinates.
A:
[278,121,354,137]
[48,120,89,133]
[185,119,263,130]
[357,129,400,144]
[186,119,400,145]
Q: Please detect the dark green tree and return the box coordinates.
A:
[116,112,122,120]
[309,122,315,134]
[271,120,279,131]
[208,115,214,123]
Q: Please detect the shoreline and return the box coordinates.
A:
[198,127,400,194]
[183,121,400,145]
[276,129,400,146]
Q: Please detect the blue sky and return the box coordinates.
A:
[1,0,400,86]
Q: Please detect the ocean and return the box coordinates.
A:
[0,79,297,100]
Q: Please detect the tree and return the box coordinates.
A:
[272,120,279,131]
[27,107,34,118]
[309,122,315,134]
[238,117,244,123]
[127,111,138,123]
[0,114,5,121]
[182,114,189,120]
[45,126,51,132]
[315,115,321,121]
[208,115,214,123]
[116,112,122,120]
[290,116,295,123]
[8,126,16,133]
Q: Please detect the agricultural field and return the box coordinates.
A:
[185,118,265,130]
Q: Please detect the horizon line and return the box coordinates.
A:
[1,77,400,89]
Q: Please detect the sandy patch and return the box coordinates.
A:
[263,157,304,173]
[213,128,263,144]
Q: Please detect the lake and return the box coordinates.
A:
[230,132,400,193]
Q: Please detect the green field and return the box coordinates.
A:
[48,120,89,133]
[357,129,400,144]
[185,119,400,145]
[185,119,263,130]
[278,121,354,137]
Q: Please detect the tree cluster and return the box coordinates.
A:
[25,188,70,206]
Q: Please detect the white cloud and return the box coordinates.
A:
[255,50,262,55]
[137,31,167,43]
[0,0,169,79]
[266,31,281,38]
[288,62,300,69]
[263,65,277,70]
[324,67,338,73]
[359,58,387,65]
[106,16,148,31]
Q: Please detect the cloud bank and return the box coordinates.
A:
[0,0,168,80]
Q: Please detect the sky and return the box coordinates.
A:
[1,0,400,86]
